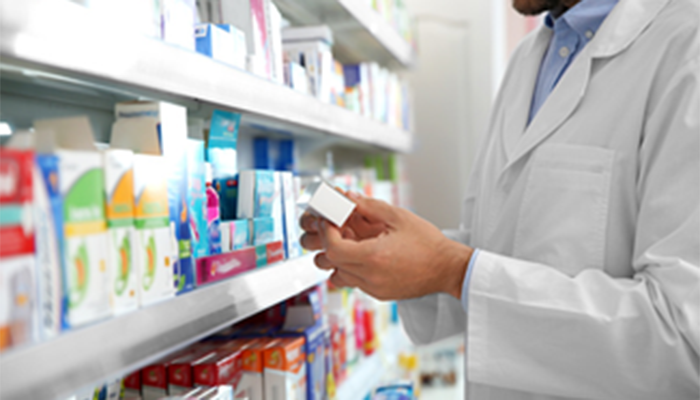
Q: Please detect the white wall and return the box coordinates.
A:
[404,0,507,229]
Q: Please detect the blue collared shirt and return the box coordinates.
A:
[528,0,619,123]
[462,0,618,313]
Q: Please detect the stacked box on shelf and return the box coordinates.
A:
[34,117,112,328]
[102,149,140,315]
[111,119,177,306]
[33,152,66,341]
[115,101,195,295]
[263,336,307,399]
[282,26,334,104]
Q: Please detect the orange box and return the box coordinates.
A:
[238,338,278,400]
[263,337,306,400]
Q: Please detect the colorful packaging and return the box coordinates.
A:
[167,343,220,394]
[131,154,176,306]
[0,149,37,351]
[57,149,112,327]
[33,118,114,327]
[114,101,195,295]
[103,149,139,315]
[214,176,239,222]
[205,163,222,256]
[123,370,141,398]
[238,339,276,400]
[251,217,274,246]
[33,153,66,339]
[231,219,250,250]
[195,23,238,66]
[193,345,245,390]
[207,110,239,179]
[280,171,302,259]
[187,139,208,259]
[263,337,307,400]
[237,170,275,219]
[280,323,327,400]
[195,247,256,286]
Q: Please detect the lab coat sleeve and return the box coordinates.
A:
[466,57,700,399]
[398,162,483,344]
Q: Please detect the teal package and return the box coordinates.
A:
[254,170,275,217]
[255,244,267,267]
[207,110,239,180]
[187,140,209,258]
[252,217,274,246]
[231,219,250,250]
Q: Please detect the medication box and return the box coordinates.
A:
[280,171,302,258]
[195,247,256,286]
[231,219,250,250]
[195,23,238,67]
[112,116,178,305]
[187,139,208,259]
[238,339,276,400]
[237,170,274,219]
[115,101,195,295]
[220,221,232,253]
[0,148,37,351]
[217,24,247,70]
[35,117,113,328]
[251,217,274,246]
[300,180,356,227]
[167,343,220,394]
[193,345,244,389]
[281,323,327,400]
[131,153,176,306]
[263,337,307,400]
[103,149,139,315]
[33,153,66,340]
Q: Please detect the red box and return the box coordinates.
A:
[167,343,221,394]
[266,241,285,264]
[193,343,246,388]
[123,370,141,390]
[0,149,35,258]
[196,247,256,285]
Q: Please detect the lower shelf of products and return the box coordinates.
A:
[0,255,329,400]
[336,325,413,400]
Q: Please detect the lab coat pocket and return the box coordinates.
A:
[513,144,614,275]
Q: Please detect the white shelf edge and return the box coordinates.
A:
[0,255,330,400]
[0,0,412,153]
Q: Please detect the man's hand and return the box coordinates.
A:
[299,192,473,301]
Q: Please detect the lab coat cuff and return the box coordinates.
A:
[461,248,480,313]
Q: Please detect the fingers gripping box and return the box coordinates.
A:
[299,181,356,227]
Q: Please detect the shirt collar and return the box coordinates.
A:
[544,0,619,39]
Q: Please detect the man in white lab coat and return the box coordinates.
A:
[300,0,699,398]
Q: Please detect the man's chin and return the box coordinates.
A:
[512,0,559,16]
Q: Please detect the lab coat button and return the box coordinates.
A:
[585,30,594,39]
[559,46,570,58]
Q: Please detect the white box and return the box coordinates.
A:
[300,181,356,227]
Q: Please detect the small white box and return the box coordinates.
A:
[299,181,356,228]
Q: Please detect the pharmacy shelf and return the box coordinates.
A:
[0,255,330,400]
[0,0,412,153]
[336,325,413,400]
[275,0,415,68]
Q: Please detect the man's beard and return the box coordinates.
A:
[513,0,563,16]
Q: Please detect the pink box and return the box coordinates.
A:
[196,248,256,286]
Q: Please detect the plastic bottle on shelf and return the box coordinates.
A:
[205,163,222,255]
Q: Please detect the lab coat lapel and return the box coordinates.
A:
[501,27,552,160]
[505,46,592,171]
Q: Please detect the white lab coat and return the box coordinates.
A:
[399,0,700,398]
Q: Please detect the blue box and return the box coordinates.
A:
[231,219,250,250]
[251,217,274,246]
[214,175,238,221]
[195,23,237,66]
